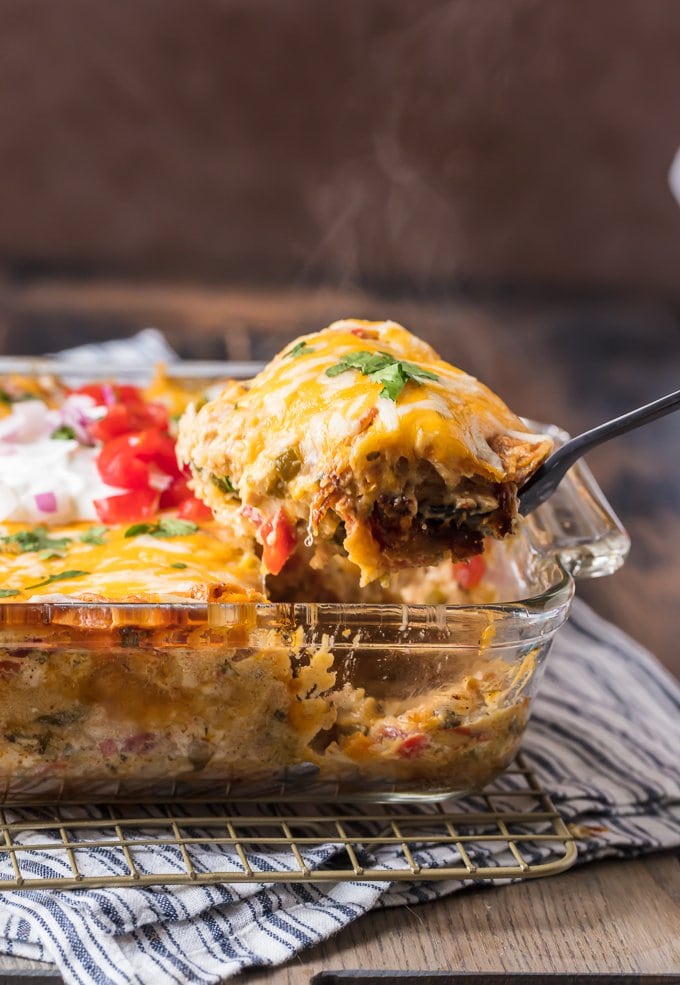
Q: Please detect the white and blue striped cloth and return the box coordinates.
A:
[0,598,678,985]
[53,328,180,369]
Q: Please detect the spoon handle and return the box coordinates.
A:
[519,387,680,516]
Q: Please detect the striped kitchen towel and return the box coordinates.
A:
[0,598,678,985]
[52,328,179,368]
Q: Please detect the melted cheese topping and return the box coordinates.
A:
[179,320,551,493]
[0,521,264,602]
[178,320,554,584]
[261,321,521,473]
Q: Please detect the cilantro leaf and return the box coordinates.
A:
[0,527,72,556]
[80,525,108,546]
[398,359,440,383]
[170,562,187,569]
[0,589,20,598]
[26,570,90,590]
[325,351,391,377]
[284,341,316,359]
[211,474,238,495]
[153,518,198,538]
[369,361,405,401]
[124,518,199,539]
[50,425,77,440]
[0,390,37,406]
[124,522,154,538]
[325,351,438,401]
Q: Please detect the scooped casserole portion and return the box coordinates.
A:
[0,333,552,802]
[178,319,552,585]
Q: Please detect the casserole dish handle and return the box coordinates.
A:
[524,424,629,579]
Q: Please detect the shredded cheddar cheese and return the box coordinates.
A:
[0,521,264,602]
[178,319,553,585]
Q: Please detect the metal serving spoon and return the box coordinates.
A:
[518,387,680,515]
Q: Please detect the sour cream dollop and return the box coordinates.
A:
[0,397,125,523]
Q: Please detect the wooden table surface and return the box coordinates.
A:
[1,851,678,983]
[0,280,678,983]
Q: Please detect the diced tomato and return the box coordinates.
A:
[96,427,181,492]
[373,725,428,758]
[349,326,378,339]
[452,554,486,590]
[260,508,297,575]
[93,489,159,523]
[71,384,105,404]
[159,476,191,509]
[96,434,128,472]
[97,445,150,490]
[177,496,213,521]
[89,402,169,442]
[71,383,141,405]
[397,733,429,759]
[80,382,189,522]
[131,428,180,475]
[89,404,138,441]
[107,429,179,484]
[141,403,169,430]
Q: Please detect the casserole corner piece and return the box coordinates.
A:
[178,319,553,585]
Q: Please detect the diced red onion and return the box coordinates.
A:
[35,491,58,513]
[101,384,116,407]
[61,397,95,445]
[240,504,264,527]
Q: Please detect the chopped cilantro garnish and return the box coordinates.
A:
[0,527,72,556]
[170,562,188,569]
[124,518,199,539]
[325,350,438,401]
[26,570,90,590]
[284,340,316,359]
[211,474,238,496]
[50,425,77,440]
[0,589,20,598]
[0,390,37,406]
[124,523,154,538]
[80,525,108,546]
[39,549,68,561]
[161,518,198,536]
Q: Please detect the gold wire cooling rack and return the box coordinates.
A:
[0,754,577,891]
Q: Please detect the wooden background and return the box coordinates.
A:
[1,0,680,293]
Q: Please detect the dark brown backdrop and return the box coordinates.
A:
[2,0,680,293]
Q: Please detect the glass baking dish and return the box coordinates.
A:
[0,359,629,804]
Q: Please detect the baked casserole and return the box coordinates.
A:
[0,329,627,802]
